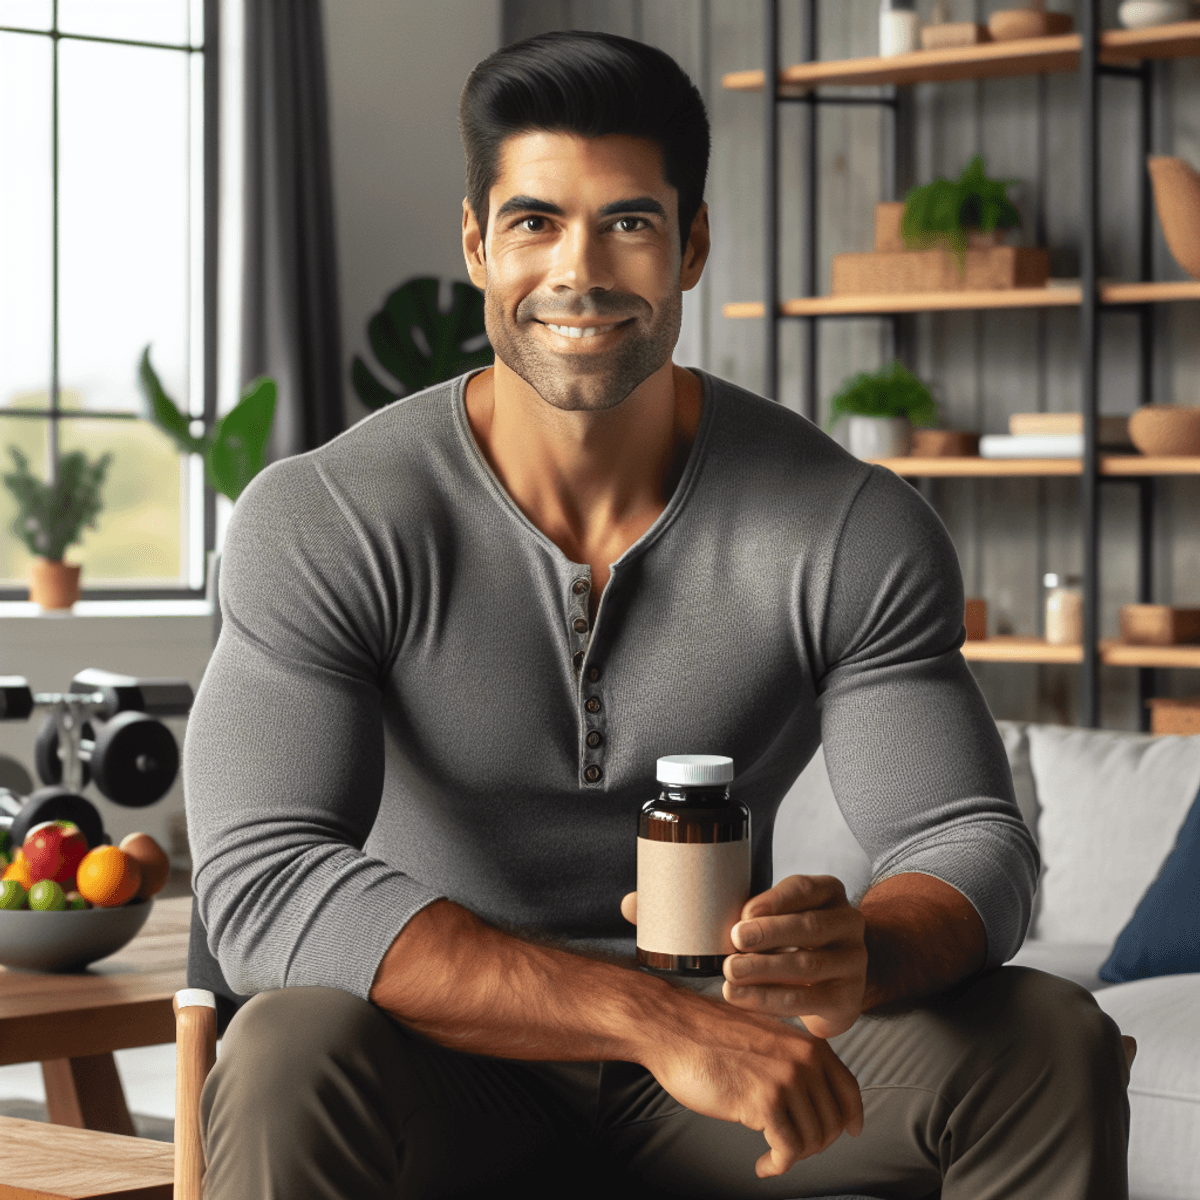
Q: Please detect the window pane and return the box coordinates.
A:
[0,417,48,585]
[0,2,51,31]
[57,0,191,46]
[0,32,52,412]
[58,39,191,417]
[58,416,185,584]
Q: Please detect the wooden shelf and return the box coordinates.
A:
[870,455,1200,477]
[722,21,1200,94]
[961,637,1200,667]
[723,280,1200,319]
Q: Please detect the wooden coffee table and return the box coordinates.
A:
[0,895,190,1135]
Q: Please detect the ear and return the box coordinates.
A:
[462,198,488,290]
[679,203,710,292]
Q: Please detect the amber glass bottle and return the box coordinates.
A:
[636,755,751,976]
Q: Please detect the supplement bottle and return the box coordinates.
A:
[636,755,751,976]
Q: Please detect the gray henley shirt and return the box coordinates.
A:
[184,369,1038,1000]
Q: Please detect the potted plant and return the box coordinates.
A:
[901,154,1022,261]
[2,447,111,609]
[826,361,939,460]
[138,349,277,503]
[352,276,493,409]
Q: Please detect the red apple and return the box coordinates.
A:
[22,821,89,886]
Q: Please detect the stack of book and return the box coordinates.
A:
[979,413,1132,458]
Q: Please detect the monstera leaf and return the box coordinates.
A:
[352,277,493,410]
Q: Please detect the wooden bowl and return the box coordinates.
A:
[911,429,980,457]
[1129,405,1200,456]
[0,899,152,971]
[988,9,1074,40]
[1148,156,1200,279]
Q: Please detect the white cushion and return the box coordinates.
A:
[773,746,872,902]
[1029,726,1200,945]
[1096,974,1200,1200]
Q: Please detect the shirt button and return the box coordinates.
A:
[572,651,584,672]
[587,665,602,683]
[585,696,602,714]
[584,764,603,784]
[572,578,590,596]
[573,617,589,634]
[586,730,603,749]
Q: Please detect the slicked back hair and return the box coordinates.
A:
[459,31,710,251]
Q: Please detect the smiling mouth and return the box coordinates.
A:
[541,320,627,339]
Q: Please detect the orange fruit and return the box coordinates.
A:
[2,851,33,891]
[119,833,170,899]
[76,846,142,908]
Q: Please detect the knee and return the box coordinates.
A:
[204,986,392,1114]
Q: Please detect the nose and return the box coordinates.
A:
[547,222,614,295]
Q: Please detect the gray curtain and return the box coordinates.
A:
[241,0,344,458]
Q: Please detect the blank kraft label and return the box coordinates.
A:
[636,837,751,957]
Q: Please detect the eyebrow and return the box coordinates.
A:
[493,194,668,220]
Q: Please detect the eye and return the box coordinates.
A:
[614,216,649,233]
[518,215,546,233]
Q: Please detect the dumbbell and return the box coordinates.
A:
[0,670,193,807]
[1,786,109,853]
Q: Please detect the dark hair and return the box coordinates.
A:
[459,31,710,250]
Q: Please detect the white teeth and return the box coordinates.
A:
[545,322,619,339]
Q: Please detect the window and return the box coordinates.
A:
[0,0,215,599]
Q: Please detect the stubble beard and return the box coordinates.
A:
[484,286,682,413]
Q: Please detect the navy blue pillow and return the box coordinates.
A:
[1100,783,1200,983]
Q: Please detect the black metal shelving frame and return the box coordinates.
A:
[759,0,1169,729]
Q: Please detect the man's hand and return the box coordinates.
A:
[643,990,863,1177]
[622,874,867,1039]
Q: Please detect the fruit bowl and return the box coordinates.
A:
[0,899,153,972]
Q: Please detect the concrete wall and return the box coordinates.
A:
[323,0,502,426]
[502,0,1200,729]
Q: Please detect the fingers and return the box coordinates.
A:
[754,1061,861,1177]
[725,944,843,986]
[741,874,847,922]
[619,891,637,925]
[826,1052,864,1138]
[733,901,864,955]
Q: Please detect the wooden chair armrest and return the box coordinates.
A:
[174,988,217,1200]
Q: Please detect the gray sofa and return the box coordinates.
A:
[775,721,1200,1200]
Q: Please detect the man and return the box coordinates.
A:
[186,30,1129,1200]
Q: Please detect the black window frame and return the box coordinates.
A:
[0,0,218,602]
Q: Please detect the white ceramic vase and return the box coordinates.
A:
[1118,0,1191,29]
[848,416,912,460]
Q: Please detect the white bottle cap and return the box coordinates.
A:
[656,755,735,786]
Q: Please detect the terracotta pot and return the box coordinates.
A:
[1128,405,1200,456]
[28,559,81,610]
[911,429,981,457]
[1148,156,1200,280]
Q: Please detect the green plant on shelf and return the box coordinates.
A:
[826,361,939,430]
[138,348,276,502]
[901,154,1022,262]
[2,446,111,562]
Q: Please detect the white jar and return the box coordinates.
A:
[1044,573,1084,645]
[1117,1,1191,30]
[848,416,912,460]
[880,0,922,56]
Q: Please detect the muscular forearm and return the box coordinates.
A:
[858,872,988,1011]
[369,897,684,1063]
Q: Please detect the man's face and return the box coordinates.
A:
[463,131,707,413]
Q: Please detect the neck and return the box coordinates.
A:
[464,359,702,598]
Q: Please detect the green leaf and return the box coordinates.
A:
[825,361,940,431]
[207,377,276,502]
[2,446,111,559]
[351,356,403,411]
[138,346,207,456]
[364,276,492,397]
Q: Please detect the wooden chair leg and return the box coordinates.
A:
[174,988,217,1200]
[41,1052,136,1136]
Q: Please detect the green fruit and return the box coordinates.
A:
[28,879,66,912]
[65,892,89,910]
[0,849,9,871]
[0,879,27,910]
[0,827,10,855]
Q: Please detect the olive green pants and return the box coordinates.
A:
[200,966,1130,1200]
